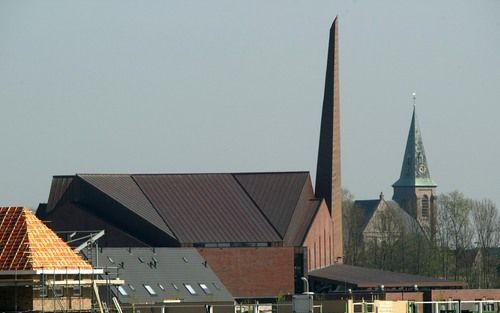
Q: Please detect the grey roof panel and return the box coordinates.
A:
[92,248,233,303]
[133,174,281,244]
[78,174,175,239]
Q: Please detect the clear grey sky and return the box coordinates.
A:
[1,1,499,209]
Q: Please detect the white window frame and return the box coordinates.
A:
[144,284,157,296]
[199,283,212,295]
[184,283,197,295]
[117,286,128,296]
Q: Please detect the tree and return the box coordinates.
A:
[437,191,474,281]
[342,188,365,265]
[472,199,500,288]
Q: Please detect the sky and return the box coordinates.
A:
[1,1,499,210]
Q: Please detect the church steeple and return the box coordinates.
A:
[392,95,437,235]
[393,103,436,188]
[315,17,343,262]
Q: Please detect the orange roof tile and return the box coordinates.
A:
[0,207,92,271]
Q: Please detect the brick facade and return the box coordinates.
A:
[303,201,335,271]
[431,289,500,301]
[197,247,295,298]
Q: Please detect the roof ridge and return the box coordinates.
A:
[73,171,311,176]
[282,174,312,239]
[297,199,323,246]
[24,208,92,270]
[130,175,179,241]
[77,175,177,241]
[231,174,283,240]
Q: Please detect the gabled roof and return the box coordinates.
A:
[354,198,421,234]
[89,248,233,303]
[134,174,281,243]
[44,172,318,246]
[0,207,91,271]
[309,264,464,288]
[353,199,380,229]
[393,106,437,187]
[78,174,175,238]
[385,200,422,232]
[46,176,73,211]
[233,172,310,238]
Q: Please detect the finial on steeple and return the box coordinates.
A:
[412,92,417,107]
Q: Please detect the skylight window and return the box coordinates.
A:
[117,286,128,296]
[107,256,114,264]
[144,284,157,296]
[212,282,221,290]
[138,256,145,263]
[128,284,135,291]
[172,283,179,290]
[199,283,212,295]
[158,283,165,291]
[184,284,197,295]
[182,257,189,263]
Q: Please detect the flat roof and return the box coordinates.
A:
[309,264,465,288]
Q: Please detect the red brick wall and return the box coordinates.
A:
[197,247,295,298]
[303,201,335,271]
[385,292,424,301]
[431,289,500,301]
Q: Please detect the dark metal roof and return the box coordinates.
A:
[309,264,465,288]
[283,177,321,246]
[233,172,309,237]
[285,199,321,246]
[133,174,282,244]
[352,199,380,231]
[78,174,175,238]
[90,248,233,303]
[46,176,74,212]
[44,172,319,246]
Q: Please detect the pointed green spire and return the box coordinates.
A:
[393,104,437,187]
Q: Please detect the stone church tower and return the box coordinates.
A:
[392,103,437,235]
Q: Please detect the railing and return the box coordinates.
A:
[411,300,500,313]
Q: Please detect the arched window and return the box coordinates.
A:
[421,195,430,218]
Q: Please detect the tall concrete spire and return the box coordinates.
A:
[315,17,342,261]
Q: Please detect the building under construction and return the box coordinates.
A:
[0,207,120,312]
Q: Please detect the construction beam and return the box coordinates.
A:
[44,279,124,286]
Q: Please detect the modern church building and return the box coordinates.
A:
[37,17,468,302]
[38,18,343,299]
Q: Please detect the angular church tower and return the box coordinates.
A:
[315,17,343,261]
[392,103,437,234]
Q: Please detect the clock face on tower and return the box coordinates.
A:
[418,164,427,175]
